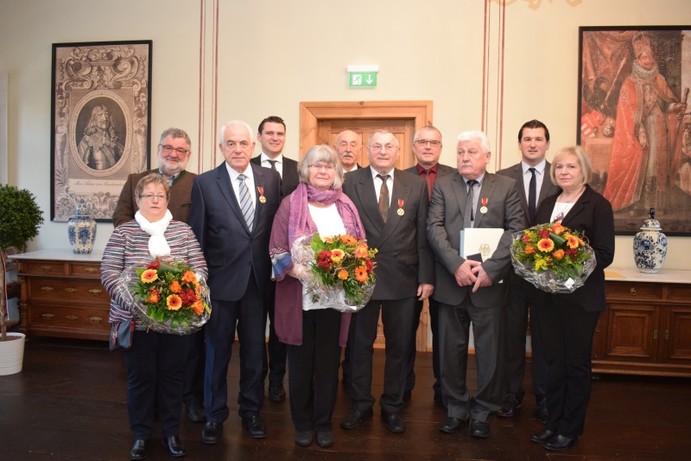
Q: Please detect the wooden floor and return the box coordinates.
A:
[2,336,691,461]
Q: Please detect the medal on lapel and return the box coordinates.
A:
[480,197,488,214]
[397,199,405,216]
[257,186,267,204]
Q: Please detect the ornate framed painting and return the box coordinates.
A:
[577,26,691,235]
[51,40,152,222]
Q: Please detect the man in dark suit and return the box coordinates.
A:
[340,130,434,434]
[250,115,299,404]
[427,130,526,439]
[496,119,560,424]
[189,120,281,444]
[112,127,207,424]
[334,129,363,173]
[403,124,455,406]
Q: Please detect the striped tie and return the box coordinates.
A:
[237,174,254,231]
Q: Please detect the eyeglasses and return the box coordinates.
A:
[160,145,189,155]
[414,139,442,147]
[308,163,335,171]
[139,193,167,201]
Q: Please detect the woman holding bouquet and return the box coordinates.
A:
[269,144,365,449]
[101,173,207,460]
[530,146,614,451]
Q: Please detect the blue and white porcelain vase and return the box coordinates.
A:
[633,208,667,274]
[67,201,97,254]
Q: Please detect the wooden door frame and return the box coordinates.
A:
[299,100,433,156]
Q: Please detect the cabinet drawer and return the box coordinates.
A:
[30,304,109,332]
[27,278,109,303]
[70,262,102,278]
[23,260,66,276]
[666,284,691,302]
[606,282,662,301]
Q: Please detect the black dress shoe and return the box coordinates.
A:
[439,416,466,434]
[531,429,556,443]
[316,430,334,448]
[162,435,186,458]
[129,439,148,460]
[242,415,267,439]
[202,422,223,445]
[381,412,406,434]
[294,431,313,447]
[186,403,205,423]
[269,384,286,402]
[545,434,576,451]
[497,394,521,418]
[470,419,491,438]
[340,408,373,430]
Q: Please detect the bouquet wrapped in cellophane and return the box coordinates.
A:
[119,258,211,334]
[510,222,596,294]
[291,233,377,312]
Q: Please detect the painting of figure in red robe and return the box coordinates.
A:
[578,26,690,235]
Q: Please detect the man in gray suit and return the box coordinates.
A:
[496,119,560,423]
[403,125,455,405]
[427,130,526,439]
[341,130,434,434]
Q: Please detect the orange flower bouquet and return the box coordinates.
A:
[510,222,596,293]
[292,233,377,312]
[123,258,211,334]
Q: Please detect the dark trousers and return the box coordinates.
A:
[437,298,503,423]
[122,330,188,439]
[347,296,417,415]
[183,328,205,407]
[405,297,442,397]
[264,282,287,388]
[502,275,548,402]
[204,274,266,423]
[535,296,600,438]
[287,309,342,432]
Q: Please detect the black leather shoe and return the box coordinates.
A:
[531,429,556,443]
[497,394,521,418]
[316,430,334,448]
[162,435,186,458]
[381,412,406,434]
[294,431,313,447]
[242,415,267,439]
[439,416,466,434]
[129,439,148,460]
[545,434,576,451]
[470,419,491,438]
[186,403,205,423]
[201,422,223,445]
[340,408,373,430]
[534,397,548,424]
[269,384,286,402]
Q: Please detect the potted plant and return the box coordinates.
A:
[0,184,44,375]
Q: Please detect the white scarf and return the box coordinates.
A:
[135,210,173,258]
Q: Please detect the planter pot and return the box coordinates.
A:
[0,332,26,376]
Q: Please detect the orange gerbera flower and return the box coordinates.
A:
[551,223,566,235]
[538,238,555,252]
[192,300,204,315]
[140,269,158,283]
[169,280,182,293]
[354,266,368,283]
[552,249,565,260]
[340,235,357,246]
[146,289,160,304]
[167,294,183,311]
[525,244,536,255]
[566,235,579,249]
[331,249,345,264]
[181,270,197,283]
[337,269,349,280]
[354,243,369,258]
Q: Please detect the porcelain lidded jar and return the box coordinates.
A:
[68,200,97,254]
[633,208,667,274]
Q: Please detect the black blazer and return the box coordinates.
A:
[535,185,615,312]
[496,161,561,227]
[251,155,299,198]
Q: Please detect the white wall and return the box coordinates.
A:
[1,0,690,269]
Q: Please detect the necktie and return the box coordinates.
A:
[267,160,277,171]
[377,174,390,222]
[464,179,478,228]
[237,174,254,231]
[528,167,537,224]
[424,169,434,198]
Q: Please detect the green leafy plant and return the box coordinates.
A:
[0,185,44,340]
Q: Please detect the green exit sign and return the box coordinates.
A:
[347,65,379,89]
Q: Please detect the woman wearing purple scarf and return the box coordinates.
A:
[269,144,365,449]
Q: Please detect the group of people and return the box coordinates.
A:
[101,116,615,460]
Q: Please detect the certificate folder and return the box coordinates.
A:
[459,227,505,262]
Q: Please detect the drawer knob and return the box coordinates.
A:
[41,313,55,320]
[629,287,637,296]
[89,316,103,324]
[40,265,53,271]
[88,288,103,295]
[64,287,78,293]
[40,286,55,292]
[66,314,79,320]
[84,267,98,273]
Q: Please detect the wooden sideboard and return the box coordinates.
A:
[9,250,109,341]
[593,268,691,377]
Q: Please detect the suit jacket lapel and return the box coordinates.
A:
[378,171,410,242]
[355,171,384,228]
[473,174,497,228]
[250,164,266,232]
[451,174,471,225]
[215,164,247,228]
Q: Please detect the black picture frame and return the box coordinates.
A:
[51,40,152,222]
[577,26,691,235]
